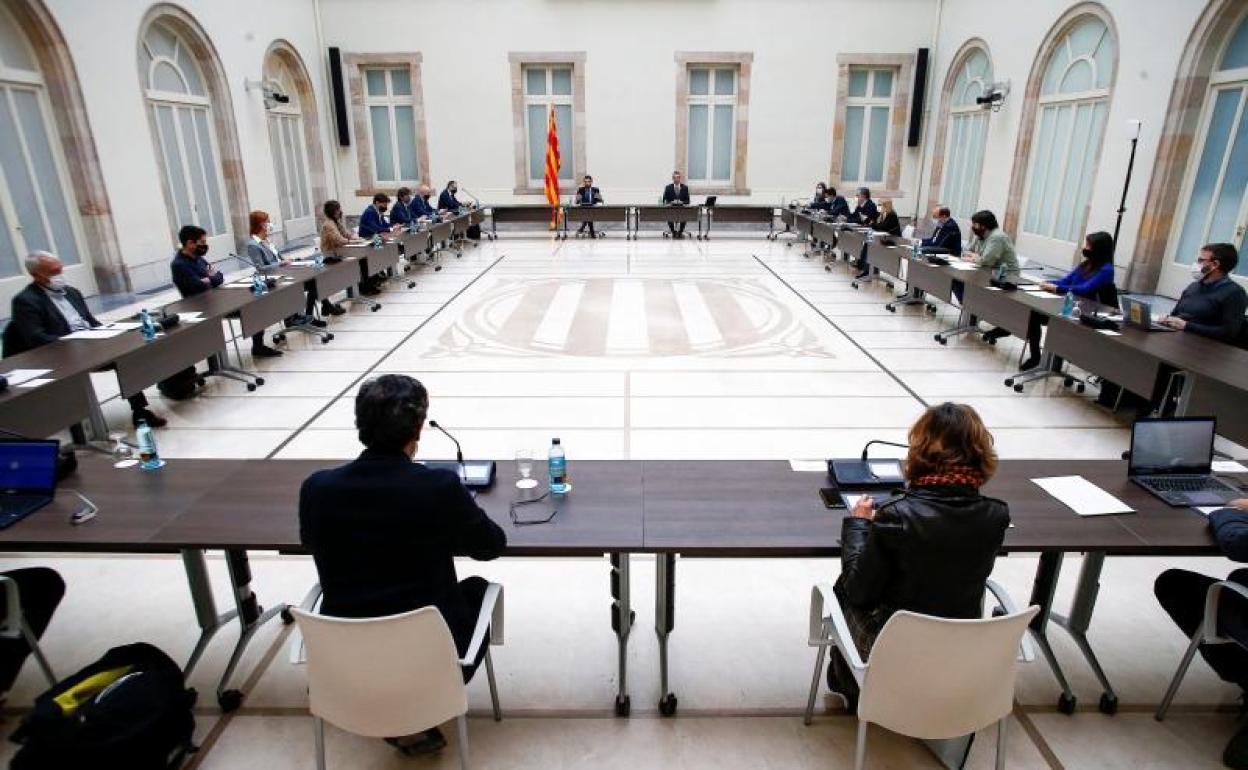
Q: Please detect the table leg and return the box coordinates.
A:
[1049,552,1118,714]
[610,552,633,716]
[181,549,239,679]
[85,388,109,442]
[885,286,931,313]
[935,299,980,344]
[655,553,677,716]
[1028,552,1078,713]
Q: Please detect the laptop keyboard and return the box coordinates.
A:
[1144,477,1232,493]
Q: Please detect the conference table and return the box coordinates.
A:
[0,454,1234,727]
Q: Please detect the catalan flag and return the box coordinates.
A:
[543,104,562,230]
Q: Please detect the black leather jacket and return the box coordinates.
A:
[836,484,1010,619]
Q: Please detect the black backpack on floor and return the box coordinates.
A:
[10,642,197,770]
[156,366,202,401]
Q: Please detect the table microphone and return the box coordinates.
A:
[427,419,464,466]
[861,440,909,462]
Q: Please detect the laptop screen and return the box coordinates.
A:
[1129,418,1216,475]
[0,441,59,494]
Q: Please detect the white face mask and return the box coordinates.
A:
[47,275,66,291]
[264,222,274,236]
[1191,263,1208,280]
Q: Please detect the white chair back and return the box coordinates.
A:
[292,606,467,739]
[858,607,1038,740]
[902,225,916,240]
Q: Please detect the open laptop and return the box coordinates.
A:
[1121,297,1176,332]
[0,440,60,528]
[1128,418,1241,507]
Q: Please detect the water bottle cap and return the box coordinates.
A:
[552,438,561,445]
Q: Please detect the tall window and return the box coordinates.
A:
[523,65,573,185]
[841,68,894,186]
[1171,13,1248,276]
[1021,16,1113,244]
[0,5,83,279]
[686,67,737,184]
[943,50,992,220]
[140,20,229,247]
[364,67,419,184]
[264,56,313,238]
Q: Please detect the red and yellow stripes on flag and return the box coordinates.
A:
[543,104,562,230]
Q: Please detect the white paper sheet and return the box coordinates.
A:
[1098,329,1122,336]
[1213,460,1248,473]
[1032,475,1134,516]
[948,262,980,271]
[1196,506,1223,516]
[1,368,50,386]
[1020,271,1049,284]
[789,460,826,473]
[63,328,129,340]
[16,378,54,389]
[177,312,204,320]
[868,460,903,477]
[984,286,1003,292]
[101,322,142,331]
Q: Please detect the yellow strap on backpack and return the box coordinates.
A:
[53,665,134,716]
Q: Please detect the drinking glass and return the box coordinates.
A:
[515,449,538,490]
[109,431,138,469]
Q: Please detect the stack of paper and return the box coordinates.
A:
[64,328,129,340]
[2,368,51,386]
[1032,475,1134,516]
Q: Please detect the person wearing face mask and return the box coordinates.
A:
[438,181,464,213]
[5,251,167,427]
[172,224,282,358]
[390,188,415,230]
[412,185,438,220]
[357,193,392,240]
[809,183,831,212]
[919,206,962,254]
[827,186,851,221]
[959,210,1017,273]
[855,199,902,279]
[245,210,328,330]
[847,187,879,226]
[1161,243,1247,345]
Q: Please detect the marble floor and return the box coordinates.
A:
[3,234,1245,768]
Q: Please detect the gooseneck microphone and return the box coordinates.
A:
[861,440,910,462]
[427,420,464,465]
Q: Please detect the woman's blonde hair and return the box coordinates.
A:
[903,402,997,481]
[879,198,894,214]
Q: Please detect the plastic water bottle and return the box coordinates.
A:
[251,273,266,295]
[314,250,325,268]
[548,438,568,494]
[139,309,158,342]
[994,263,1007,283]
[1061,291,1075,317]
[911,241,920,259]
[371,234,383,249]
[135,420,164,470]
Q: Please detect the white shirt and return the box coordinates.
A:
[42,286,91,332]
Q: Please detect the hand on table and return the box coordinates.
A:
[850,497,876,521]
[960,252,976,262]
[1161,316,1187,331]
[1039,281,1057,293]
[1228,499,1248,512]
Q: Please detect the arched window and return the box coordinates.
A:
[263,51,314,238]
[1021,14,1114,247]
[1170,11,1248,278]
[0,4,84,280]
[139,18,230,251]
[942,48,992,220]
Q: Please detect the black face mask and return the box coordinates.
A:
[1082,248,1094,258]
[193,244,208,257]
[378,206,388,214]
[972,226,985,239]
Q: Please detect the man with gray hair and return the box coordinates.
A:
[4,251,166,427]
[847,187,879,226]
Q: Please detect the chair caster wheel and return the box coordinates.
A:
[825,265,831,272]
[1098,693,1118,715]
[1014,384,1024,393]
[1004,378,1015,387]
[926,305,938,314]
[407,282,416,289]
[272,333,286,344]
[1057,693,1077,715]
[887,306,896,313]
[196,378,207,387]
[1064,377,1074,387]
[938,338,948,345]
[371,305,381,312]
[321,337,331,344]
[218,689,244,712]
[280,606,294,624]
[254,378,265,387]
[1077,383,1086,394]
[851,282,859,290]
[615,695,631,717]
[659,694,678,717]
[246,383,257,392]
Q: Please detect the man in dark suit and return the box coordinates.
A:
[662,170,691,238]
[6,251,166,427]
[357,193,392,239]
[847,187,879,225]
[412,184,439,220]
[300,373,506,755]
[438,181,464,213]
[171,225,281,358]
[574,174,603,237]
[827,186,851,220]
[390,187,414,229]
[920,205,963,254]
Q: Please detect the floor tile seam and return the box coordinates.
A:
[1013,703,1066,770]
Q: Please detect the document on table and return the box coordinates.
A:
[789,460,827,473]
[1098,329,1122,336]
[1,368,51,386]
[16,378,55,389]
[1196,506,1223,516]
[1213,460,1248,473]
[101,321,142,331]
[63,328,129,340]
[1032,475,1134,516]
[948,262,980,271]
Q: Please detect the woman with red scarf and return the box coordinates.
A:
[826,402,1011,709]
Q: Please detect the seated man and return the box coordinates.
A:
[575,174,603,237]
[827,186,851,221]
[920,206,962,254]
[1155,498,1248,768]
[389,187,415,230]
[6,251,166,427]
[1161,243,1247,344]
[172,225,282,358]
[300,374,506,756]
[847,187,879,226]
[438,181,465,213]
[662,170,691,238]
[357,193,393,240]
[412,184,439,221]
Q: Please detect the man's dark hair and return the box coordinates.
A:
[372,193,390,204]
[936,206,951,218]
[355,374,429,452]
[396,186,412,199]
[828,187,837,197]
[178,224,206,246]
[446,180,456,187]
[970,210,999,231]
[1203,243,1239,274]
[857,187,871,197]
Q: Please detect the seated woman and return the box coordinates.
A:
[855,198,902,279]
[245,210,329,328]
[827,402,1010,709]
[983,231,1117,370]
[320,200,374,301]
[809,183,831,212]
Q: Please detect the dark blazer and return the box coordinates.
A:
[1172,276,1248,345]
[171,252,224,298]
[412,196,438,219]
[828,196,851,220]
[837,484,1010,620]
[299,449,507,639]
[922,218,963,253]
[576,186,602,205]
[810,194,831,212]
[357,205,389,239]
[872,211,901,237]
[4,283,100,357]
[662,183,690,205]
[438,188,462,212]
[848,199,879,225]
[389,199,413,227]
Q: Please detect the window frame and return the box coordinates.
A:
[345,53,429,197]
[830,53,913,198]
[841,67,896,187]
[928,42,994,222]
[263,56,314,238]
[509,52,586,196]
[521,64,575,188]
[674,52,753,196]
[685,66,738,185]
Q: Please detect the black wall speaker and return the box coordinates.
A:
[907,47,929,148]
[328,47,350,147]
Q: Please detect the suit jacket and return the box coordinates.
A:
[357,205,389,239]
[245,239,282,269]
[576,186,602,205]
[171,252,224,298]
[921,218,963,253]
[872,211,901,237]
[848,199,879,225]
[299,449,507,637]
[390,199,413,227]
[438,188,462,212]
[662,183,690,205]
[412,196,438,219]
[828,196,851,219]
[4,283,100,357]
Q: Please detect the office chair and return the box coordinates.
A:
[0,575,56,687]
[1156,579,1248,721]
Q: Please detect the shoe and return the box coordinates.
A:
[132,409,167,428]
[321,300,345,316]
[855,270,870,279]
[360,284,381,297]
[309,318,328,329]
[1019,355,1041,371]
[982,327,1010,343]
[251,345,283,358]
[385,728,447,756]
